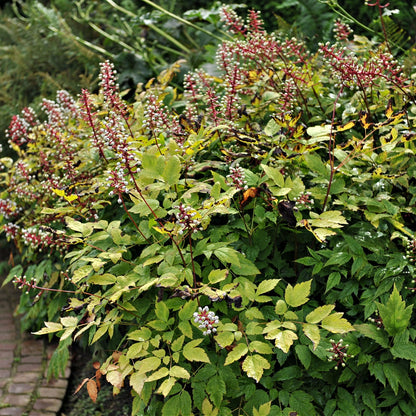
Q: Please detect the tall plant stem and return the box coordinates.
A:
[322,86,344,212]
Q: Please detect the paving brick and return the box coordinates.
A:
[28,412,56,416]
[37,387,66,399]
[16,363,43,374]
[33,398,62,413]
[20,356,44,364]
[2,393,31,407]
[20,341,44,356]
[0,344,15,352]
[0,359,13,370]
[0,407,27,416]
[12,372,39,384]
[8,383,35,394]
[0,371,11,382]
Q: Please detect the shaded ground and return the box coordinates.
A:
[58,345,132,416]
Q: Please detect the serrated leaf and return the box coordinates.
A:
[377,285,413,336]
[249,341,274,354]
[183,339,210,363]
[355,323,389,348]
[32,321,63,335]
[285,280,311,307]
[224,342,248,365]
[321,313,354,334]
[262,164,284,187]
[88,273,116,285]
[257,279,280,295]
[163,155,181,186]
[253,401,272,416]
[274,330,298,353]
[295,344,312,369]
[60,316,78,327]
[106,370,123,389]
[146,367,169,382]
[275,299,288,315]
[242,354,270,383]
[302,323,320,350]
[390,342,416,361]
[214,331,235,348]
[155,301,169,322]
[169,366,190,379]
[208,269,229,284]
[130,372,146,395]
[72,265,93,284]
[206,375,226,408]
[202,398,218,416]
[87,379,98,403]
[178,300,197,321]
[135,357,161,375]
[306,304,335,324]
[157,377,177,397]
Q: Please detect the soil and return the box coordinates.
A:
[58,344,133,416]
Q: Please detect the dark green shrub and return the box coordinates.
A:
[2,5,416,415]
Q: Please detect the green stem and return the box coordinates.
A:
[103,0,224,42]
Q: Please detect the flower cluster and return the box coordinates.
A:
[193,306,219,336]
[174,204,202,235]
[319,43,408,91]
[226,164,248,190]
[333,19,352,42]
[368,312,384,329]
[293,192,314,209]
[327,339,353,370]
[405,239,416,262]
[5,107,37,147]
[106,165,130,203]
[21,227,66,252]
[0,199,22,219]
[3,223,20,239]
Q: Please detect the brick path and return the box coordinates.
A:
[0,277,70,416]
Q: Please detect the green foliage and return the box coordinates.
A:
[3,5,416,415]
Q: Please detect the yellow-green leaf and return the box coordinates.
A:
[214,331,235,348]
[183,339,210,363]
[32,321,63,336]
[145,367,169,382]
[257,279,280,295]
[72,265,93,284]
[130,372,146,395]
[306,304,335,324]
[249,341,274,354]
[274,330,298,353]
[135,357,161,375]
[321,313,355,334]
[157,377,177,397]
[302,323,320,350]
[169,366,190,379]
[242,354,271,383]
[224,342,248,366]
[275,299,288,315]
[208,269,229,284]
[285,280,311,307]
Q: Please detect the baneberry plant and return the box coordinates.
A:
[2,5,416,416]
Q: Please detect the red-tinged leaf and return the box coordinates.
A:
[95,370,102,390]
[87,379,98,403]
[73,377,90,395]
[92,361,101,370]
